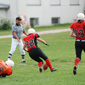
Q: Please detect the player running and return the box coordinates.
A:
[23,28,57,72]
[0,60,14,77]
[70,13,85,75]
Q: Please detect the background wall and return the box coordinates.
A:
[0,0,85,26]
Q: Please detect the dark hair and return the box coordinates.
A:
[78,20,84,23]
[16,17,22,21]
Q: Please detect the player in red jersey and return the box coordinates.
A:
[0,60,13,77]
[70,13,85,75]
[23,28,57,72]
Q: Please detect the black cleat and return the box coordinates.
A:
[73,66,77,75]
[51,68,57,72]
[39,67,43,72]
[22,60,26,63]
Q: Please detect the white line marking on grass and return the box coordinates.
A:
[37,28,70,35]
[0,28,70,39]
[30,65,35,67]
[15,63,27,66]
[15,63,35,67]
[0,35,12,39]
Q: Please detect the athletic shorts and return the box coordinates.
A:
[75,41,85,60]
[28,47,48,62]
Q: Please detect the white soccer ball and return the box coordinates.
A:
[5,60,14,68]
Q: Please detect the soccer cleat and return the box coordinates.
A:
[51,68,57,72]
[39,67,43,72]
[73,66,77,75]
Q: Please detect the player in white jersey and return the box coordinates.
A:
[8,17,28,62]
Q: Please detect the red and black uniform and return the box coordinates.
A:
[23,33,48,63]
[0,60,12,77]
[70,21,85,60]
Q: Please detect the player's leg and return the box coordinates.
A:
[73,41,82,75]
[83,42,85,55]
[33,57,43,72]
[29,51,43,72]
[8,38,18,60]
[30,53,43,68]
[18,40,25,62]
[37,48,57,72]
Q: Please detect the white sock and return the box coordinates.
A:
[8,58,10,60]
[22,59,25,61]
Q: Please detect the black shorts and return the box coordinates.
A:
[75,41,85,60]
[28,47,48,62]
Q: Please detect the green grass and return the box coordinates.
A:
[0,24,71,36]
[34,23,71,31]
[0,31,85,85]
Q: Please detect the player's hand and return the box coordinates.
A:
[45,43,49,46]
[18,39,21,42]
[26,50,28,52]
[24,49,28,52]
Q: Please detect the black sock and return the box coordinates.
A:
[8,53,12,58]
[21,55,25,59]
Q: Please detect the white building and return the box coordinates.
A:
[0,0,85,26]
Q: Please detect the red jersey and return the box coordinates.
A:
[23,33,39,51]
[70,21,85,40]
[0,60,12,76]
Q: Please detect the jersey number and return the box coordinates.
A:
[74,29,84,38]
[0,63,5,73]
[26,39,35,48]
[0,67,4,73]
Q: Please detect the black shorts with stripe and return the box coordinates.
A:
[28,47,48,62]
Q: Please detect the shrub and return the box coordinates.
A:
[0,19,13,30]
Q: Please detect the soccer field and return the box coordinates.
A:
[0,32,85,85]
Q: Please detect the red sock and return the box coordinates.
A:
[75,58,80,66]
[38,62,43,67]
[45,59,53,70]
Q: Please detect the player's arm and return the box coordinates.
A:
[22,25,28,36]
[70,28,76,37]
[12,26,20,42]
[13,32,20,42]
[37,38,49,46]
[23,43,28,52]
[23,32,28,36]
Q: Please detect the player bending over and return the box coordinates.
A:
[0,60,14,77]
[70,13,85,75]
[23,28,57,72]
